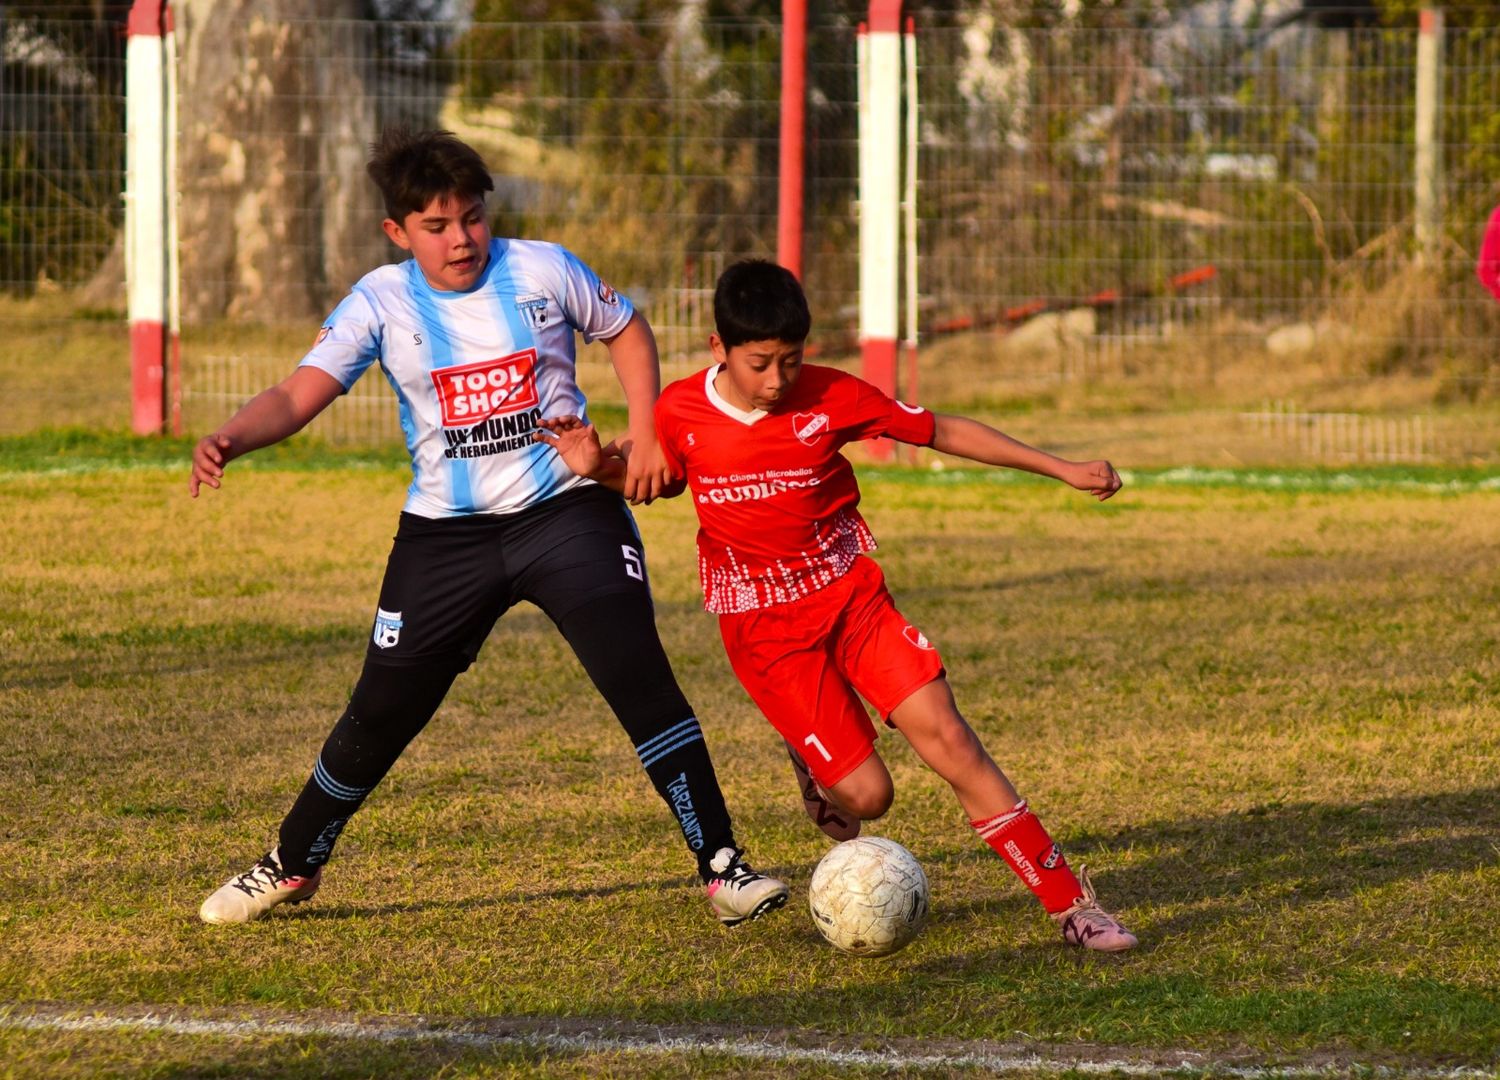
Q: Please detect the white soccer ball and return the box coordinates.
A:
[808,836,929,957]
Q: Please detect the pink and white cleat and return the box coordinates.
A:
[1053,865,1138,952]
[200,847,322,924]
[705,846,789,927]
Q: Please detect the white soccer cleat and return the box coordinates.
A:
[705,846,789,927]
[1052,865,1138,952]
[199,848,322,925]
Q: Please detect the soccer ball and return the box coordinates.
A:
[808,836,929,957]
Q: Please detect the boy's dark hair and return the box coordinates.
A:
[367,127,494,223]
[713,259,812,347]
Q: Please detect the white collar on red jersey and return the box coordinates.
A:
[704,364,768,425]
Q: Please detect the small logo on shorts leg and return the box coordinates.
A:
[902,625,934,650]
[372,608,403,649]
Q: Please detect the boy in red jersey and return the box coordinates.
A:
[539,259,1137,951]
[1478,203,1500,302]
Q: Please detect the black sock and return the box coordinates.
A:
[277,658,461,877]
[557,594,737,881]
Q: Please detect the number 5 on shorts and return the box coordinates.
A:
[622,544,644,581]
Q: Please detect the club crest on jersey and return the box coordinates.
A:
[515,294,549,329]
[372,608,403,649]
[902,624,934,650]
[597,280,619,305]
[793,411,830,445]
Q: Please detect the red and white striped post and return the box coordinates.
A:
[126,0,181,436]
[859,2,903,459]
[901,16,919,410]
[778,0,807,280]
[901,16,920,462]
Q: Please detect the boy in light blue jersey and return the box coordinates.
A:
[190,128,786,928]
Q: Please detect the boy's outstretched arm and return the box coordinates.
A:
[929,414,1122,501]
[536,416,686,500]
[189,366,344,497]
[601,312,672,504]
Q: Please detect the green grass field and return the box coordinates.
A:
[2,431,1497,1078]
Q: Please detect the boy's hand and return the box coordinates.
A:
[1068,459,1123,501]
[189,433,234,497]
[616,424,672,505]
[535,415,609,479]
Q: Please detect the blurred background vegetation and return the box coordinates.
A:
[2,1,1496,458]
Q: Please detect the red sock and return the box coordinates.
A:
[971,800,1082,915]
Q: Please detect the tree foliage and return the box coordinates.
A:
[0,4,129,294]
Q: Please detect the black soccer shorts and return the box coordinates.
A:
[363,484,656,668]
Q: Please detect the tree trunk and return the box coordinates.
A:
[174,0,390,323]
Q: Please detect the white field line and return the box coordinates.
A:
[0,459,398,481]
[5,459,1499,494]
[3,1009,1496,1079]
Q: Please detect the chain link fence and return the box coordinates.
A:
[2,8,1496,462]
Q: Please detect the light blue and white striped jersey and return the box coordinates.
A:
[300,238,634,518]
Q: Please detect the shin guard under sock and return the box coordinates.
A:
[971,800,1083,914]
[277,658,461,876]
[631,714,737,881]
[558,594,736,881]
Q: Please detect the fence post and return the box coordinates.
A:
[859,3,903,462]
[902,15,919,421]
[1414,8,1443,265]
[126,0,181,436]
[777,0,807,280]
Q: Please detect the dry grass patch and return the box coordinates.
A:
[1,444,1497,1073]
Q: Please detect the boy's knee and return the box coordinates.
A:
[840,781,894,821]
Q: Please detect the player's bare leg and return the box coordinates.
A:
[887,677,1138,952]
[784,739,861,841]
[824,750,895,822]
[887,678,1019,819]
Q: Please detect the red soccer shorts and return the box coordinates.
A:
[717,555,945,787]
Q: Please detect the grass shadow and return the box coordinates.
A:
[911,786,1499,944]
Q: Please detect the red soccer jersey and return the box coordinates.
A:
[1478,204,1500,302]
[655,363,936,614]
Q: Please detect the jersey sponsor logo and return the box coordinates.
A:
[598,280,619,305]
[1040,843,1062,870]
[441,408,544,459]
[793,411,830,445]
[902,624,933,650]
[515,293,550,329]
[695,469,822,505]
[373,607,403,649]
[430,349,539,427]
